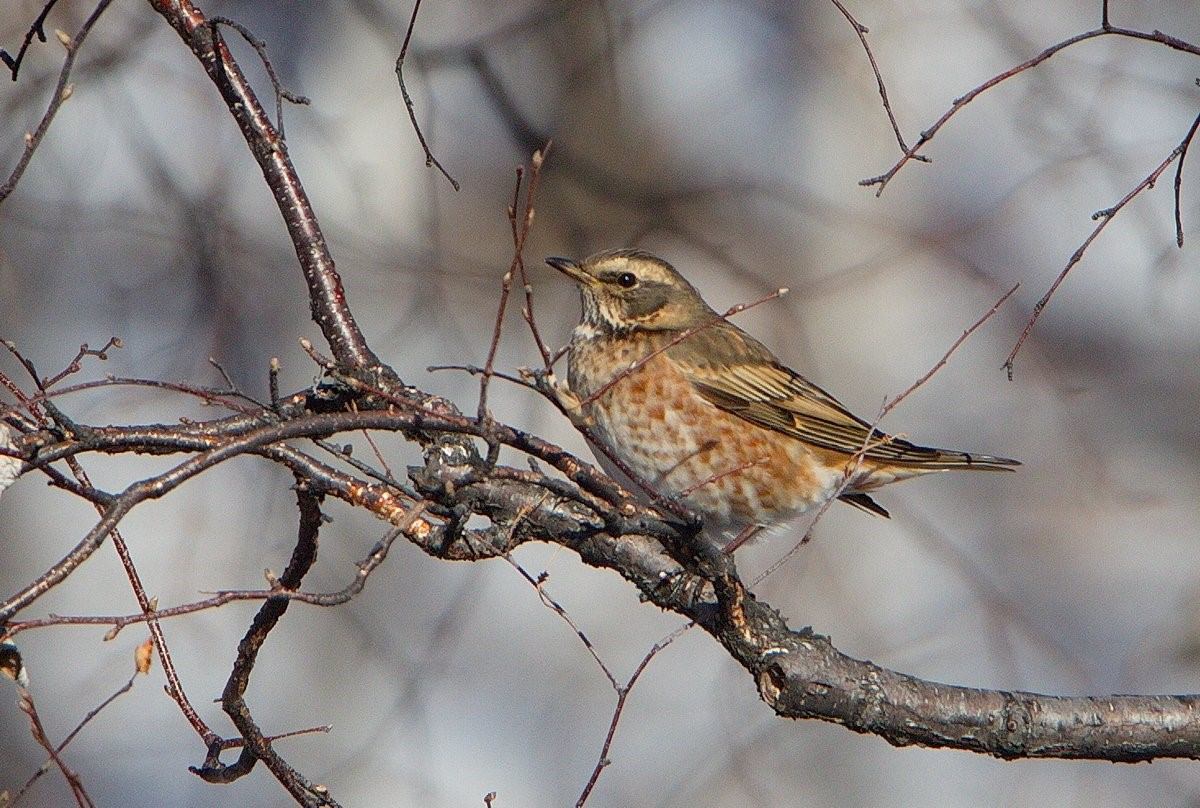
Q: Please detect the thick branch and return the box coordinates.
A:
[710,593,1200,761]
[145,0,376,369]
[6,386,1200,763]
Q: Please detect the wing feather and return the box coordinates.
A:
[667,323,1018,470]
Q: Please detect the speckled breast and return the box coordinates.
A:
[567,331,839,532]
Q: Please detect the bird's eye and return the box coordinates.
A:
[616,272,637,288]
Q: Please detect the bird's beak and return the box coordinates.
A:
[545,256,597,287]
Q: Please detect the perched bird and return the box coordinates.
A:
[546,248,1018,550]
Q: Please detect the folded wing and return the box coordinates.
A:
[668,322,1019,470]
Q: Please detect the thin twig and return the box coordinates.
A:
[0,0,64,79]
[6,510,425,640]
[16,689,95,807]
[827,0,926,159]
[575,621,692,807]
[66,455,217,745]
[478,145,551,421]
[13,673,138,805]
[428,364,539,392]
[41,338,122,389]
[478,166,526,422]
[1004,111,1200,379]
[394,0,460,190]
[757,283,1018,582]
[514,157,556,369]
[580,287,789,407]
[29,374,262,415]
[860,22,1200,195]
[676,455,770,499]
[207,16,310,141]
[885,283,1018,415]
[1173,84,1200,247]
[0,0,115,205]
[508,556,619,689]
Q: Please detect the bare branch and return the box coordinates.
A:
[1004,111,1200,379]
[13,672,139,805]
[0,0,116,205]
[206,16,310,141]
[16,688,95,807]
[575,622,691,807]
[147,0,378,369]
[190,484,340,807]
[0,0,65,79]
[826,0,926,160]
[860,21,1200,195]
[394,0,459,190]
[885,283,1018,415]
[479,145,552,422]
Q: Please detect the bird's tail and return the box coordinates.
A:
[895,446,1020,471]
[848,444,1018,495]
[862,432,1020,472]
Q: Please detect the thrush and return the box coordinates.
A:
[546,248,1018,548]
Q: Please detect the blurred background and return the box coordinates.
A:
[2,0,1200,805]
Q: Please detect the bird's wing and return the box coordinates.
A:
[667,322,1018,469]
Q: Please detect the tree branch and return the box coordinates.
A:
[5,383,1200,764]
[145,0,377,369]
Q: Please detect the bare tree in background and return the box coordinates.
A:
[2,1,1200,806]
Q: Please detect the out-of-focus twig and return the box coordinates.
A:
[0,0,116,205]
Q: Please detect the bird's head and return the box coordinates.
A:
[546,249,715,334]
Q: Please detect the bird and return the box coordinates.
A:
[545,248,1018,551]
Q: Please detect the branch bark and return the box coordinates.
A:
[145,0,377,370]
[8,398,1200,763]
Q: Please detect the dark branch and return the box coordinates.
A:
[190,484,340,807]
[146,0,378,369]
